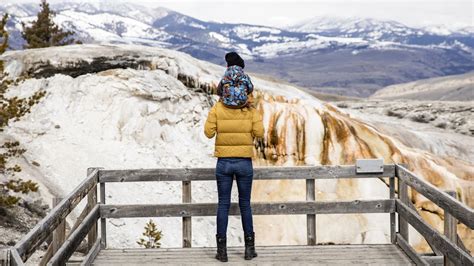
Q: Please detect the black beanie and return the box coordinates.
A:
[225,52,245,68]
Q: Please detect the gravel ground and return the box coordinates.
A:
[336,100,474,136]
[334,100,474,162]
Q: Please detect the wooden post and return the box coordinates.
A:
[398,179,409,241]
[182,181,192,248]
[100,181,106,249]
[38,198,65,265]
[306,179,316,245]
[0,249,10,266]
[87,168,98,252]
[51,198,66,258]
[9,249,23,266]
[444,191,457,266]
[389,177,396,244]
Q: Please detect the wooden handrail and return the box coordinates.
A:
[100,200,395,218]
[395,233,429,266]
[14,168,99,262]
[47,205,100,266]
[396,165,474,229]
[98,164,396,183]
[395,199,473,265]
[81,237,101,266]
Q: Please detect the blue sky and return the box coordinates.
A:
[5,0,473,29]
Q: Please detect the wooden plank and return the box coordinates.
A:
[9,249,24,266]
[98,164,396,182]
[457,233,470,255]
[38,243,53,266]
[182,181,192,248]
[444,191,457,266]
[39,198,65,266]
[395,233,429,266]
[98,249,402,258]
[404,196,442,256]
[92,245,414,265]
[94,254,409,262]
[14,168,99,262]
[96,249,403,258]
[80,237,100,266]
[395,200,473,265]
[47,205,100,266]
[95,258,405,264]
[87,168,98,252]
[93,257,412,265]
[99,182,106,249]
[306,179,316,245]
[69,202,91,237]
[0,249,10,266]
[101,199,395,218]
[95,245,403,251]
[100,244,400,253]
[52,198,66,258]
[421,256,443,266]
[396,165,474,229]
[398,179,409,241]
[389,176,396,244]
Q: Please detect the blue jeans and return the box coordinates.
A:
[215,157,254,237]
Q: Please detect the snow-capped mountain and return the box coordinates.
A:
[1,1,473,97]
[290,16,474,40]
[4,2,473,57]
[1,44,472,251]
[289,16,474,55]
[290,17,418,40]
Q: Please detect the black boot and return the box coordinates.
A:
[215,234,228,262]
[244,232,258,260]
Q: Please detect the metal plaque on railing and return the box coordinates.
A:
[356,159,384,174]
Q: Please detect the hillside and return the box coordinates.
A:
[0,44,472,252]
[371,72,474,101]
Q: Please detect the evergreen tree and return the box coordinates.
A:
[137,220,163,248]
[0,78,44,207]
[21,0,75,49]
[0,13,9,71]
[0,13,44,206]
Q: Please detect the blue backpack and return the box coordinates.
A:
[219,66,253,108]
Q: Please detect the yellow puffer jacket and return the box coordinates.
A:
[204,102,264,158]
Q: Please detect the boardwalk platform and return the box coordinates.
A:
[91,245,414,265]
[3,162,472,265]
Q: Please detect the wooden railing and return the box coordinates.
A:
[1,162,472,266]
[1,168,101,266]
[98,163,396,250]
[395,165,473,266]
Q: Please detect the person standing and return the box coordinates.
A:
[204,52,264,262]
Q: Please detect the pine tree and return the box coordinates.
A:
[0,79,44,207]
[0,13,9,71]
[21,0,75,49]
[0,13,43,208]
[137,220,163,248]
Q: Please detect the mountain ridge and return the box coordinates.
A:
[2,1,473,97]
[371,72,474,101]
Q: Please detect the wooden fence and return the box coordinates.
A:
[1,162,472,266]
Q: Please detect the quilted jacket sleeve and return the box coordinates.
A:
[252,108,264,138]
[204,104,217,138]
